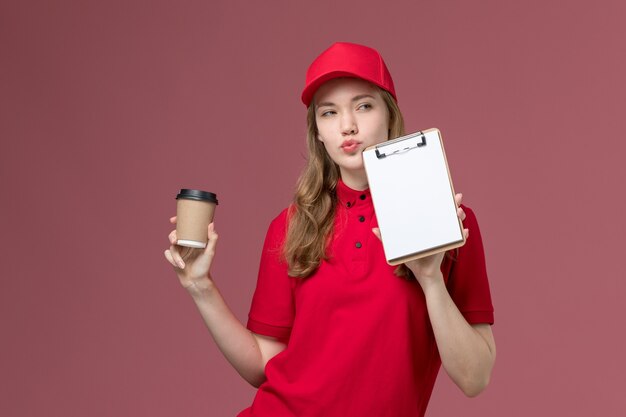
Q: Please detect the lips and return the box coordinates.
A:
[341,139,361,153]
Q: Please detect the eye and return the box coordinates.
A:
[357,103,372,111]
[320,110,336,117]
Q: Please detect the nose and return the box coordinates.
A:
[341,111,358,136]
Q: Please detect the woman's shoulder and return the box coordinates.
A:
[270,206,292,225]
[265,206,293,240]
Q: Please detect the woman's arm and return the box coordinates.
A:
[164,219,286,387]
[374,195,496,396]
[420,279,496,396]
[404,196,495,396]
[186,281,286,388]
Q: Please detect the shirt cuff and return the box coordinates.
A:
[462,310,494,325]
[247,316,292,343]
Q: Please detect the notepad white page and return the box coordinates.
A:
[363,129,463,264]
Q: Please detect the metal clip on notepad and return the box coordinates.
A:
[375,131,427,159]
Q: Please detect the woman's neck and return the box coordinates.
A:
[339,168,369,191]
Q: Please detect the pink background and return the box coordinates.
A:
[2,1,625,416]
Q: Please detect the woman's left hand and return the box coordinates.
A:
[372,193,469,290]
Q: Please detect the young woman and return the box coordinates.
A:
[164,42,495,417]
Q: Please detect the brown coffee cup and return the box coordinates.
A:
[175,189,218,248]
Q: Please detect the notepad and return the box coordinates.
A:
[363,128,465,265]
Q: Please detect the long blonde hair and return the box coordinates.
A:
[283,86,406,278]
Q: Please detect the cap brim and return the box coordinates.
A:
[301,71,375,107]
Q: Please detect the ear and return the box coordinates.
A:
[316,133,324,142]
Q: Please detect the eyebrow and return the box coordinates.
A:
[316,94,376,109]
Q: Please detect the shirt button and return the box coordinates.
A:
[359,216,365,222]
[355,242,362,248]
[346,202,352,208]
[360,194,366,200]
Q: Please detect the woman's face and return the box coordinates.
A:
[313,78,389,176]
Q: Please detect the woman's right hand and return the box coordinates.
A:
[164,216,219,292]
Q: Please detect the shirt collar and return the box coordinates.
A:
[336,178,372,209]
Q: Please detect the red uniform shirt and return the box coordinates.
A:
[238,180,494,417]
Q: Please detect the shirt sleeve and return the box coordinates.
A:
[446,205,495,325]
[246,209,295,343]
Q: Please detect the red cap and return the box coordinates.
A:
[301,42,397,107]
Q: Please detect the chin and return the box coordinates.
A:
[340,161,365,172]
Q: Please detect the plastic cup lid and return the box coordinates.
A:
[176,189,218,204]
